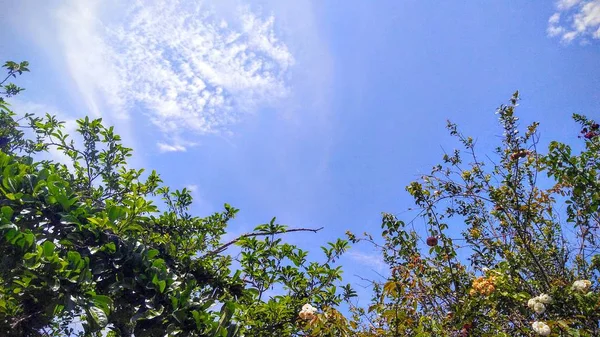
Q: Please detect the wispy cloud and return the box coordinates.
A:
[52,0,293,151]
[347,250,388,273]
[185,184,198,192]
[55,1,126,119]
[157,142,187,153]
[548,0,600,43]
[557,0,583,10]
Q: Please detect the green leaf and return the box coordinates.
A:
[1,206,13,220]
[158,280,166,293]
[42,241,55,257]
[91,294,112,315]
[147,249,160,259]
[88,306,108,328]
[103,242,116,253]
[151,258,166,269]
[53,304,65,315]
[107,205,126,222]
[21,232,34,249]
[23,252,38,260]
[0,223,16,230]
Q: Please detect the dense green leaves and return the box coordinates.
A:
[0,60,353,336]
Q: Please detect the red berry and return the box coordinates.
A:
[592,123,599,130]
[426,236,438,247]
[584,131,596,139]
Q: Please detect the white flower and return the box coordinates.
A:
[528,294,552,314]
[572,280,592,293]
[301,304,317,314]
[298,311,312,320]
[299,303,317,320]
[536,293,552,304]
[533,302,546,314]
[532,321,551,336]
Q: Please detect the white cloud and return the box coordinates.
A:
[185,184,198,192]
[55,0,126,119]
[557,0,582,10]
[51,0,293,152]
[347,250,388,273]
[157,142,187,153]
[548,0,600,43]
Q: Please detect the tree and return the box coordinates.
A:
[344,92,600,336]
[0,60,355,336]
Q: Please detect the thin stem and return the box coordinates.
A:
[203,227,324,258]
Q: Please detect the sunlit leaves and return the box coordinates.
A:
[0,59,353,337]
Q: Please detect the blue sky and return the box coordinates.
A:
[2,0,600,298]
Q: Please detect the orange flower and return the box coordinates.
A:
[470,276,496,296]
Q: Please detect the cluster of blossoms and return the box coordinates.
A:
[509,148,530,161]
[298,304,317,321]
[469,276,496,296]
[527,282,595,335]
[527,294,552,336]
[572,279,592,293]
[527,293,552,314]
[531,321,551,336]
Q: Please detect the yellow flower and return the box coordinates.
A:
[470,276,496,296]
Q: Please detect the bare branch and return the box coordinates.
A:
[202,226,324,258]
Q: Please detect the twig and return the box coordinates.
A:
[202,227,324,258]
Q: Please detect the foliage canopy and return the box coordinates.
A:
[1,59,599,337]
[0,61,353,337]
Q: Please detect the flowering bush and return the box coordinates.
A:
[340,92,600,336]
